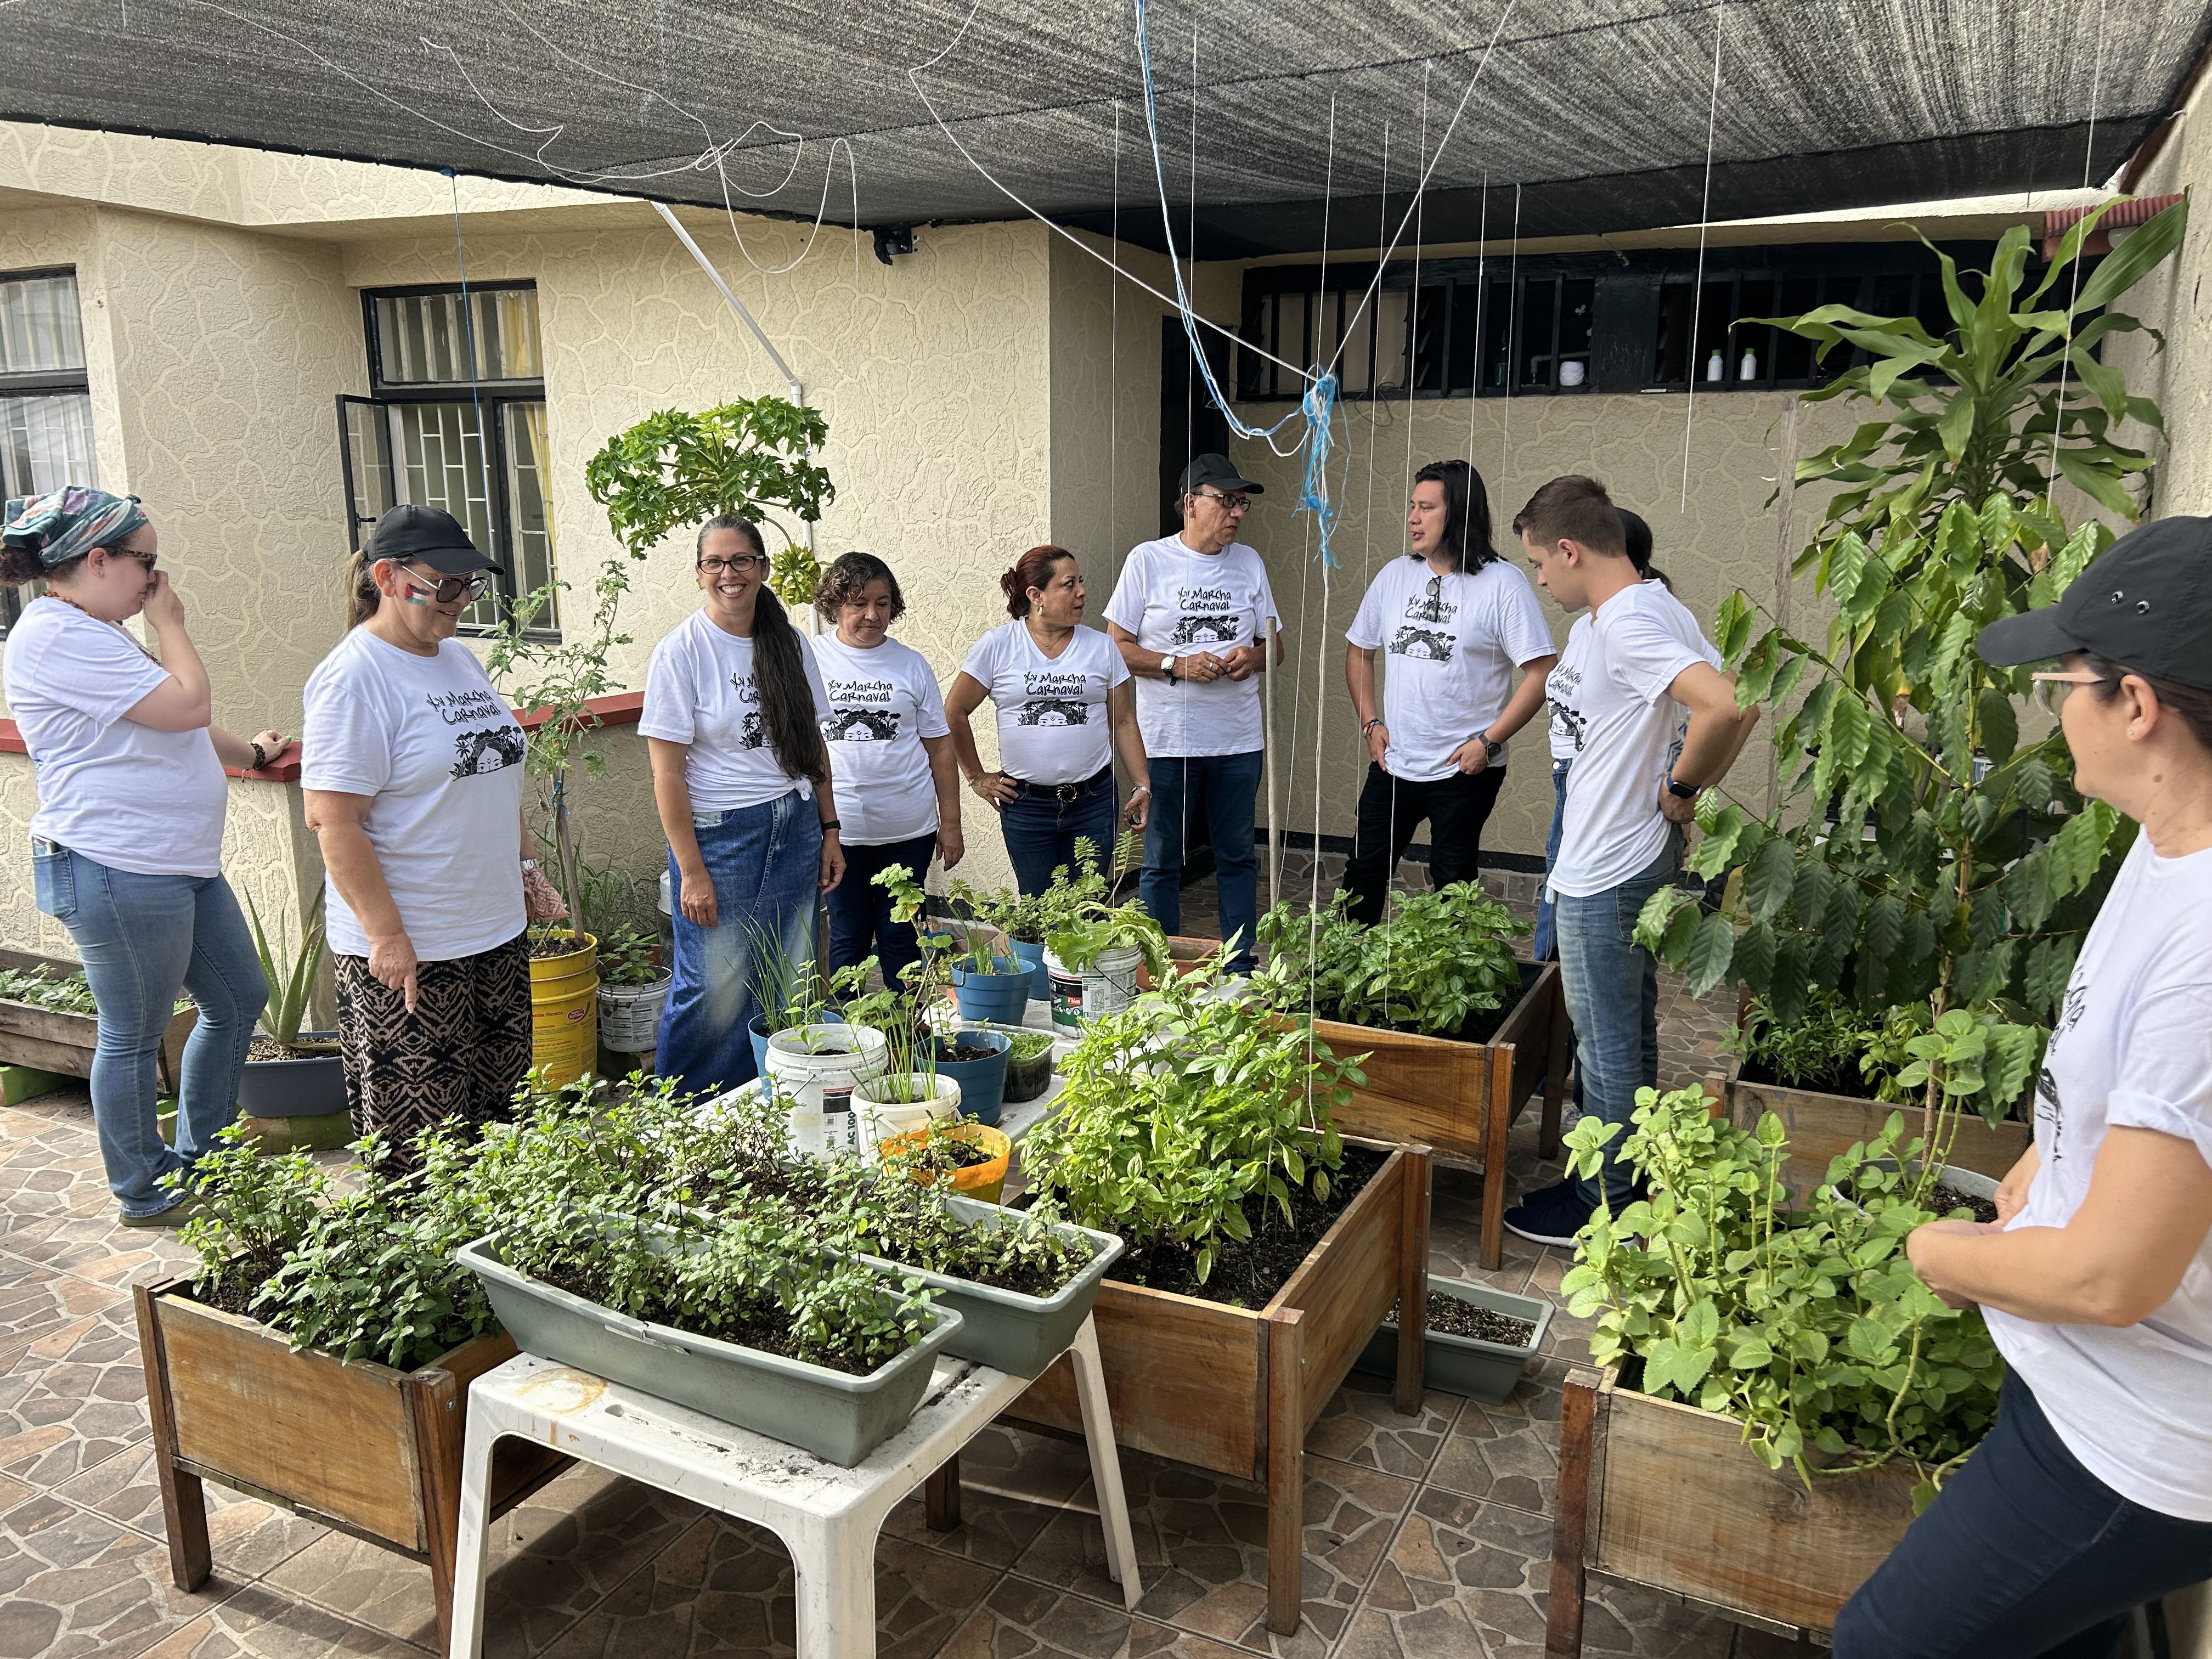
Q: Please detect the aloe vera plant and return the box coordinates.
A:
[244,892,330,1054]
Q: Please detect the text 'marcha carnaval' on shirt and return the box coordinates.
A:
[958,621,1128,786]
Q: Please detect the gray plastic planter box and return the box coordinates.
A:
[455,1235,963,1467]
[1352,1275,1552,1404]
[855,1196,1125,1379]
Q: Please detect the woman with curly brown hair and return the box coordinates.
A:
[947,545,1150,895]
[810,550,962,988]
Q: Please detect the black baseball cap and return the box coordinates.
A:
[1976,515,2212,690]
[365,504,503,576]
[1178,452,1264,496]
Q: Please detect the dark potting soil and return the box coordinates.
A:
[532,1263,897,1378]
[931,1041,998,1064]
[528,933,586,960]
[1385,1291,1535,1347]
[1734,1054,1869,1096]
[1317,961,1542,1046]
[1097,1143,1386,1308]
[246,1036,337,1064]
[940,1142,995,1169]
[1930,1181,1999,1224]
[184,1260,278,1321]
[865,1237,1089,1299]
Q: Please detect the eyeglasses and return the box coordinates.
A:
[699,553,769,575]
[2031,670,2117,713]
[402,566,492,604]
[1193,490,1251,513]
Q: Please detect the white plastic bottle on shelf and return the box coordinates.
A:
[1705,348,1725,382]
[1740,347,1759,380]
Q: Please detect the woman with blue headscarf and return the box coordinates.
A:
[1,488,286,1227]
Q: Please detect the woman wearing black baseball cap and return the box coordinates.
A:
[1837,515,2212,1657]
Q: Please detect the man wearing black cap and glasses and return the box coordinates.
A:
[1104,453,1283,972]
[1836,515,2212,1659]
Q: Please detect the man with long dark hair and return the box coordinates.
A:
[1340,459,1556,927]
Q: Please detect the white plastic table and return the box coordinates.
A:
[445,1315,1140,1659]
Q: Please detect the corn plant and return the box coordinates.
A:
[1637,199,2187,1135]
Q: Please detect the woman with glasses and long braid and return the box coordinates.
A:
[1,487,286,1226]
[641,515,841,1095]
[302,505,567,1164]
[1341,459,1558,927]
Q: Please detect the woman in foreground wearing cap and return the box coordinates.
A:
[0,488,285,1226]
[1837,516,2212,1658]
[949,544,1150,896]
[301,506,567,1164]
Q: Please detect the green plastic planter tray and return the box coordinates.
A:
[1352,1276,1552,1405]
[854,1196,1124,1379]
[456,1235,964,1467]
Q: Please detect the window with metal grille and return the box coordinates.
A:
[0,268,97,635]
[340,283,558,636]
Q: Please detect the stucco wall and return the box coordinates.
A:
[1226,389,1857,861]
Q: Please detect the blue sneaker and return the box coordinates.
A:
[1501,1177,1606,1247]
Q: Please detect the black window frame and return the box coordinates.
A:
[1237,241,2085,403]
[340,280,555,639]
[0,264,98,637]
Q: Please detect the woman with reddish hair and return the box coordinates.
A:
[946,545,1150,894]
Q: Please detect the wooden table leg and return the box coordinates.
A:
[924,1453,961,1532]
[1546,1370,1599,1658]
[134,1285,211,1592]
[404,1367,465,1652]
[1264,1309,1305,1636]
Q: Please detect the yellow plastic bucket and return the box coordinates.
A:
[528,932,600,1086]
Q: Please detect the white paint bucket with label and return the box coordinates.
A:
[765,1023,888,1158]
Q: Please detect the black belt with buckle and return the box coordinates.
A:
[1006,765,1114,806]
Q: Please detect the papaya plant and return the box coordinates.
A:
[1638,199,2187,1135]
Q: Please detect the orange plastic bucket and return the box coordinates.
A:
[877,1121,1012,1205]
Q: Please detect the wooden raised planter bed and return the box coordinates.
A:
[135,1274,569,1647]
[1013,1137,1432,1635]
[1317,961,1568,1270]
[0,947,195,1093]
[1547,1363,1920,1654]
[1713,1057,2033,1206]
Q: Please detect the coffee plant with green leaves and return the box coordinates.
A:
[1562,1086,2003,1505]
[1638,199,2187,1132]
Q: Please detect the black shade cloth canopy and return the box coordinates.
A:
[2,0,2205,257]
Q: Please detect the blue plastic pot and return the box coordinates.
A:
[929,1028,1012,1126]
[1011,938,1051,1001]
[950,956,1029,1024]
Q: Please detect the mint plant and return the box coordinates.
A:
[1257,882,1526,1037]
[1561,1085,2003,1506]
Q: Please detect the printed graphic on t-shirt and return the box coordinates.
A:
[1013,670,1092,728]
[1404,584,1457,625]
[1389,624,1455,662]
[450,725,527,778]
[823,708,901,741]
[2034,1065,2066,1163]
[736,712,767,749]
[1169,584,1245,648]
[1547,661,1588,753]
[427,687,507,726]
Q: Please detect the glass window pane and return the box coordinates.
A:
[1371,289,1411,391]
[1410,285,1448,391]
[1482,280,1514,390]
[0,274,87,374]
[0,393,98,498]
[376,288,541,386]
[343,400,395,535]
[502,402,560,631]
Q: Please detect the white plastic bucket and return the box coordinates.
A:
[1045,945,1144,1030]
[853,1073,962,1147]
[1043,949,1084,1031]
[597,977,671,1052]
[766,1022,888,1158]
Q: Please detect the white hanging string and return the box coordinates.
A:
[1680,7,1726,511]
[1468,173,1489,467]
[2046,0,2112,503]
[1501,183,1522,478]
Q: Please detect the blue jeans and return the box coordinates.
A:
[33,845,266,1218]
[1836,1374,2212,1658]
[1141,749,1262,969]
[1000,769,1118,896]
[657,792,821,1097]
[1533,759,1571,962]
[825,831,937,992]
[1556,828,1681,1204]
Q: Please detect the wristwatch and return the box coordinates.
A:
[1477,729,1505,763]
[1666,777,1701,800]
[1160,654,1177,684]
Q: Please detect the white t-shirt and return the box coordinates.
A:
[301,629,527,962]
[638,610,833,812]
[1345,556,1555,782]
[1102,535,1278,759]
[808,631,950,846]
[1549,616,1592,762]
[1546,580,1720,899]
[958,622,1128,786]
[1984,836,2212,1521]
[3,598,230,877]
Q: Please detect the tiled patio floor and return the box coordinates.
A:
[0,858,1778,1659]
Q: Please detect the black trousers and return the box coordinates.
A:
[1340,763,1507,926]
